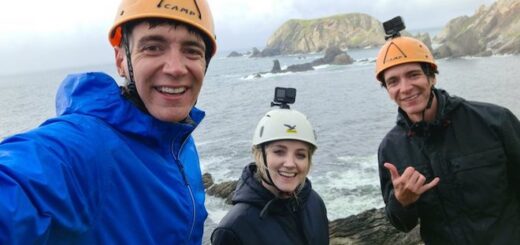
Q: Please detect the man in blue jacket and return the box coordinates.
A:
[376,18,520,244]
[0,0,217,244]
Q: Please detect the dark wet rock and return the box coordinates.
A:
[256,46,354,77]
[286,63,315,72]
[249,47,261,58]
[205,173,237,205]
[271,59,282,73]
[227,51,243,57]
[329,208,422,245]
[202,173,214,189]
[312,46,354,66]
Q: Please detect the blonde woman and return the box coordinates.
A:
[211,101,329,245]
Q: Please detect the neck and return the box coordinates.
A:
[409,90,437,123]
[261,180,292,199]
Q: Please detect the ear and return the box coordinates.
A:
[429,76,437,87]
[114,46,126,77]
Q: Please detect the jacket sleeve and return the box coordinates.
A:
[211,227,242,245]
[378,143,419,232]
[496,109,520,205]
[0,123,100,243]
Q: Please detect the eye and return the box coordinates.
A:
[296,153,308,160]
[273,149,285,156]
[409,71,423,79]
[184,46,205,59]
[139,43,164,55]
[385,79,397,87]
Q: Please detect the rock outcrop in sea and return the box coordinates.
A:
[251,13,385,57]
[249,46,354,78]
[433,0,520,57]
[203,173,423,245]
[246,0,519,60]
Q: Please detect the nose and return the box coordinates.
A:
[283,154,297,168]
[398,78,413,94]
[162,49,188,77]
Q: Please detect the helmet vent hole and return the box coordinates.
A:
[259,126,264,138]
[120,11,125,16]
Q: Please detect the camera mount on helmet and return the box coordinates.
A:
[270,87,296,109]
[383,16,406,40]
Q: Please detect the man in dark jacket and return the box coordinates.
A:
[375,20,520,244]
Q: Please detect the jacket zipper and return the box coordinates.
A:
[171,137,197,243]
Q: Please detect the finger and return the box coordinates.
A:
[384,162,400,180]
[404,170,424,192]
[410,174,427,192]
[419,177,440,193]
[400,166,415,181]
[415,174,426,187]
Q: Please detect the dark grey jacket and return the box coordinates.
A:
[378,88,520,244]
[211,163,329,245]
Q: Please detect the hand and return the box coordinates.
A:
[384,162,440,207]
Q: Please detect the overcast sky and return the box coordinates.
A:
[0,0,496,75]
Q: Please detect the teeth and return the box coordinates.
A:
[402,94,418,101]
[279,171,297,177]
[158,86,185,94]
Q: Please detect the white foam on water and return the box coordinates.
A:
[310,154,385,220]
[313,64,331,70]
[200,155,234,182]
[205,195,231,224]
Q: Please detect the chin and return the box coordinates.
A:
[152,110,191,123]
[278,185,298,193]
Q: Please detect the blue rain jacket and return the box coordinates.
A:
[0,72,207,244]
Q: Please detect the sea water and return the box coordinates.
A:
[1,50,519,239]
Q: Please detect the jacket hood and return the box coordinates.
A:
[54,72,205,144]
[232,163,312,217]
[396,88,463,134]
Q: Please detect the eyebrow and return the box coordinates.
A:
[137,35,167,47]
[136,34,205,51]
[183,39,206,52]
[387,68,423,80]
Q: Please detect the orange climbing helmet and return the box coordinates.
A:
[108,0,217,57]
[375,36,436,82]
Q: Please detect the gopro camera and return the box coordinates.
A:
[383,16,405,40]
[271,87,296,109]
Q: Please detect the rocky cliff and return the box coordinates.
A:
[260,13,385,56]
[434,0,520,57]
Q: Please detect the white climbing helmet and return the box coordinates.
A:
[252,108,317,149]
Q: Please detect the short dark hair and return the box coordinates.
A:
[122,18,213,65]
[380,62,439,88]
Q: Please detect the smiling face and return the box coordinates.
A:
[260,140,311,197]
[383,62,437,122]
[115,22,206,122]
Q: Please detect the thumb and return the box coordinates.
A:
[384,162,400,180]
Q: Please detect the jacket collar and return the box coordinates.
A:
[55,72,205,145]
[232,163,311,216]
[396,88,463,137]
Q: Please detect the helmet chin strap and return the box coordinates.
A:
[421,79,435,122]
[122,25,136,89]
[420,81,435,122]
[408,81,436,137]
[121,25,147,112]
[260,145,298,197]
